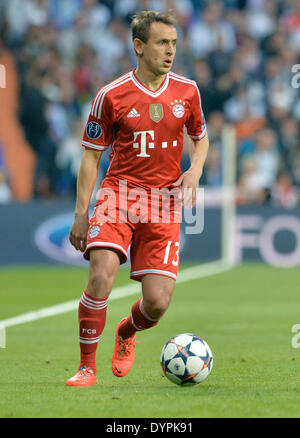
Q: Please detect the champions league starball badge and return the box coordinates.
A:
[86,121,102,139]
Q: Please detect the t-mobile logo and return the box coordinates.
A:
[133,130,177,157]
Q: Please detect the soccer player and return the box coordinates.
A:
[66,10,209,386]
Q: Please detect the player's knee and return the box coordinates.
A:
[87,269,114,298]
[144,291,172,320]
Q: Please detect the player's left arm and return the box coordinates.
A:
[173,81,209,207]
[172,133,209,207]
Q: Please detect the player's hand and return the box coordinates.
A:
[69,214,89,252]
[172,170,201,207]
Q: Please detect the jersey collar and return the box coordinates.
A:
[130,69,170,97]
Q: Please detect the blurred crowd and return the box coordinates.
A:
[0,0,299,208]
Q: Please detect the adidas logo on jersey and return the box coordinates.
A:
[127,108,140,118]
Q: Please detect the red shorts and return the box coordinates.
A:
[84,177,181,282]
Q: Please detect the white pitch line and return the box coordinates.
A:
[0,283,140,329]
[0,260,234,347]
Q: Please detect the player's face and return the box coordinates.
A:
[136,22,177,76]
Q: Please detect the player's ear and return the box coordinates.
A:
[133,38,144,57]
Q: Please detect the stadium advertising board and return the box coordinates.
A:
[0,202,299,268]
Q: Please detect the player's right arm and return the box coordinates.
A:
[69,89,114,251]
[69,148,102,252]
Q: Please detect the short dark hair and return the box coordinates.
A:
[131,10,177,43]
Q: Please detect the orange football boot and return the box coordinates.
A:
[66,366,98,387]
[112,318,137,377]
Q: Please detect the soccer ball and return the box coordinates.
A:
[160,333,213,386]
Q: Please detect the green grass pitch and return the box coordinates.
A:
[0,263,299,418]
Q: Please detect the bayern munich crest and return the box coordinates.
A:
[171,100,186,118]
[89,225,101,238]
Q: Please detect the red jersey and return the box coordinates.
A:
[82,69,206,189]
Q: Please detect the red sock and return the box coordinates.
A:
[78,290,107,372]
[118,298,159,339]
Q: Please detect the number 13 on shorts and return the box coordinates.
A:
[163,241,179,266]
